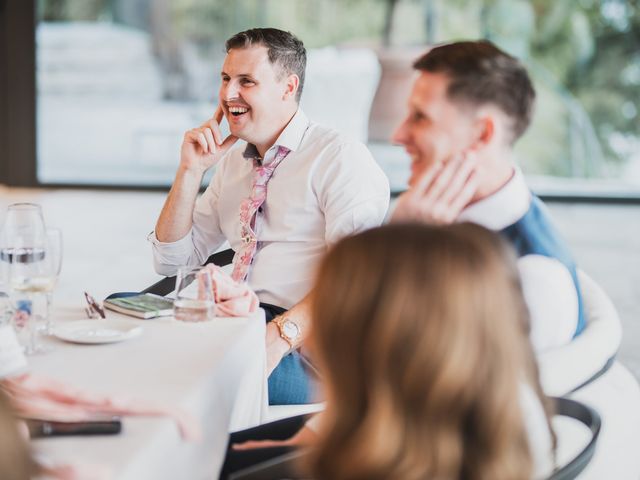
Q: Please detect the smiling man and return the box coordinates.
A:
[391,40,584,351]
[149,28,390,405]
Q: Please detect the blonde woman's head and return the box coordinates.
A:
[309,223,544,480]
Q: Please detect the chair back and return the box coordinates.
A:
[538,270,621,396]
[142,248,235,296]
[547,397,601,480]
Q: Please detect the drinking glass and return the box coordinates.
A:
[173,267,216,322]
[0,203,46,251]
[0,203,48,354]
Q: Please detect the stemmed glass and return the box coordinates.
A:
[0,203,48,354]
[42,228,63,333]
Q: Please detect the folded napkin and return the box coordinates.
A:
[202,264,259,317]
[1,373,202,442]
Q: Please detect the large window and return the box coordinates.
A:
[15,1,640,196]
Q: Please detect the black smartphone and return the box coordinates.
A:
[25,417,122,438]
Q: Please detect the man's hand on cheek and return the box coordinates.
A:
[265,322,291,376]
[391,151,479,225]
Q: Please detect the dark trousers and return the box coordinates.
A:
[261,303,319,405]
[219,414,309,480]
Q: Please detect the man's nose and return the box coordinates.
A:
[391,119,409,145]
[221,81,240,102]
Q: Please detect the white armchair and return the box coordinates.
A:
[538,270,622,396]
[538,270,640,479]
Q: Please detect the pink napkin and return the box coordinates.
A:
[1,373,202,442]
[202,264,259,317]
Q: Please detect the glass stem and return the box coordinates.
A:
[45,291,53,333]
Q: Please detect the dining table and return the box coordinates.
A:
[26,305,268,480]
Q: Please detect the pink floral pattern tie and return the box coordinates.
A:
[232,145,291,282]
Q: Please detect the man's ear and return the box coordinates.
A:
[469,115,495,151]
[283,74,300,101]
[477,116,495,146]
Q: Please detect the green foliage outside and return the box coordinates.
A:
[38,0,640,180]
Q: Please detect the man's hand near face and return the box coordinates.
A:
[181,106,239,175]
[391,151,479,225]
[155,106,238,243]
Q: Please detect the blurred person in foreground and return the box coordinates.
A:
[149,28,389,405]
[0,389,37,480]
[220,223,555,480]
[391,40,583,352]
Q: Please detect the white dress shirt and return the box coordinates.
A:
[457,168,579,352]
[150,109,390,309]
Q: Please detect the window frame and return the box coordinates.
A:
[1,0,640,202]
[1,0,37,187]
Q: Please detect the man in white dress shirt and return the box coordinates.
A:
[149,28,390,404]
[390,40,584,352]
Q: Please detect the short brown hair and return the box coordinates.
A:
[414,40,535,143]
[225,28,306,102]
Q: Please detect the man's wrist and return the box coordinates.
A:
[178,163,207,181]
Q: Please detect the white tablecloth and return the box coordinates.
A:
[29,307,268,480]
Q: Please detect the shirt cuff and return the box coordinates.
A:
[147,229,193,251]
[147,229,198,275]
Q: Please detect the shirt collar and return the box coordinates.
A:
[457,167,532,230]
[242,108,309,162]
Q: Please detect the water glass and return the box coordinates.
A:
[0,203,48,354]
[173,267,216,322]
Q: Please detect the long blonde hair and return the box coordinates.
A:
[308,223,552,480]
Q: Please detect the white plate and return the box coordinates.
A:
[52,320,143,345]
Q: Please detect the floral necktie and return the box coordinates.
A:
[231,145,291,282]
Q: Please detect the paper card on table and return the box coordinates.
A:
[0,324,28,378]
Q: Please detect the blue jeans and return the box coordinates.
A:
[262,303,319,405]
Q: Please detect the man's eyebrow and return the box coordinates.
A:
[220,71,256,80]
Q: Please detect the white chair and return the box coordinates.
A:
[538,270,640,479]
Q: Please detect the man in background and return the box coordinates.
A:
[391,40,584,351]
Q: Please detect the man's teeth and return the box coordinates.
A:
[228,107,249,114]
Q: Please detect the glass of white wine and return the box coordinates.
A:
[42,228,63,333]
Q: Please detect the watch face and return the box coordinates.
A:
[282,321,300,340]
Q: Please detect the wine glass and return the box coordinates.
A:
[0,203,46,251]
[42,228,63,333]
[0,203,47,354]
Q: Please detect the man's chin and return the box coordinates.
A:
[229,124,250,141]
